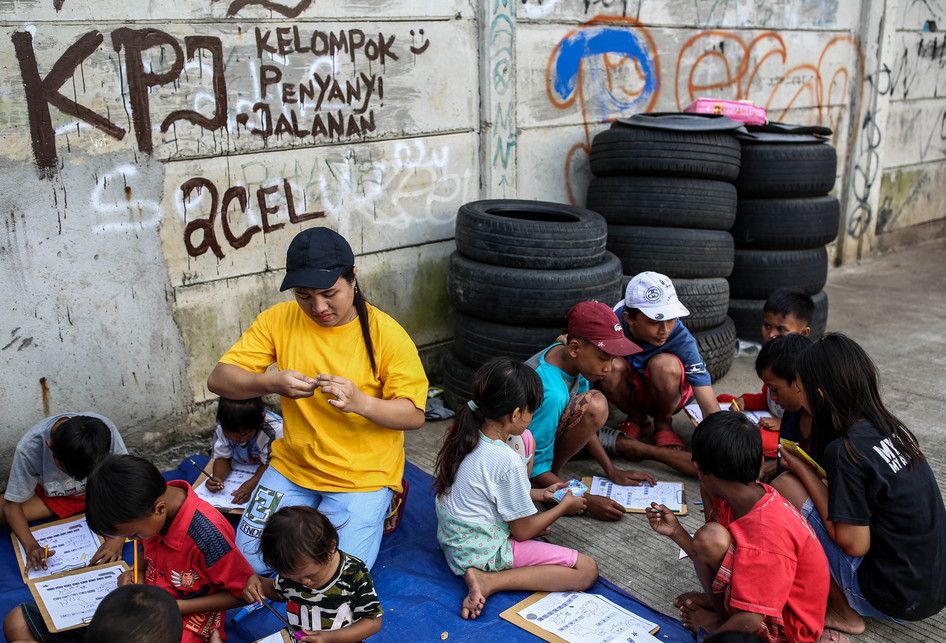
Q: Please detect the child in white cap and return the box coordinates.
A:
[600,272,721,449]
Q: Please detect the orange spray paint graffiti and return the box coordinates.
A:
[675,31,865,135]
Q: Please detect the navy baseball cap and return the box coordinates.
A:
[279,227,355,291]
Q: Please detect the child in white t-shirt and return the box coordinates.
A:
[207,397,283,505]
[434,358,599,620]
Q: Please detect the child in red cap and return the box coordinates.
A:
[524,301,696,523]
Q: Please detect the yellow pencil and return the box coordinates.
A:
[133,540,138,583]
[730,398,742,413]
[43,545,48,564]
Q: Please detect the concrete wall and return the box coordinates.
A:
[1,0,944,459]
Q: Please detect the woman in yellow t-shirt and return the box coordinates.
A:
[207,227,428,572]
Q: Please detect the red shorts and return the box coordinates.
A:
[628,355,694,414]
[34,485,85,519]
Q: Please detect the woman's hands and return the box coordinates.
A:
[267,370,318,399]
[315,375,370,414]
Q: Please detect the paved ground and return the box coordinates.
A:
[407,238,946,642]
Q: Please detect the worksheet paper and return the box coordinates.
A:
[193,463,258,510]
[33,563,125,631]
[685,401,773,426]
[16,516,102,580]
[590,477,684,513]
[517,592,660,643]
[253,631,290,643]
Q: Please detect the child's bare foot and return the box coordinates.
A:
[825,603,866,635]
[824,579,866,634]
[673,591,712,610]
[680,605,718,633]
[461,568,487,619]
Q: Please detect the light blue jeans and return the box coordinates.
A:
[235,466,393,573]
[801,498,900,621]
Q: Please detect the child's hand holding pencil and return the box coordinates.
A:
[26,542,54,571]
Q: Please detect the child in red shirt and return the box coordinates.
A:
[86,455,254,642]
[646,412,828,642]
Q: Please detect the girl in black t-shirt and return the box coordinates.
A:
[772,333,946,632]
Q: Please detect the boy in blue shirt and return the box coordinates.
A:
[602,272,721,449]
[526,301,696,522]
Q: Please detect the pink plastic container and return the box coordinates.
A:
[684,98,767,125]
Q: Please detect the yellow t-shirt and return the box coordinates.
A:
[219,301,428,493]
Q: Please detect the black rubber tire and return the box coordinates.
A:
[728,248,828,299]
[736,142,837,197]
[455,200,607,269]
[586,176,736,230]
[590,126,741,181]
[693,317,737,382]
[447,252,623,325]
[607,226,734,279]
[732,197,840,249]
[728,291,829,342]
[441,350,475,412]
[453,314,561,368]
[675,278,730,332]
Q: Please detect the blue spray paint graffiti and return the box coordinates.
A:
[550,24,659,117]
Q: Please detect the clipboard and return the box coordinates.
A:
[582,477,688,516]
[25,560,128,633]
[11,514,105,581]
[192,459,258,515]
[500,591,659,642]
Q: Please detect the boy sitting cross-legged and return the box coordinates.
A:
[601,272,721,450]
[646,412,829,641]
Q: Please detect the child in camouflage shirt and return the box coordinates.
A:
[243,506,382,641]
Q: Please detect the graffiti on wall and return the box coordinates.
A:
[487,0,517,194]
[545,16,659,203]
[7,19,472,264]
[12,25,419,173]
[675,32,863,134]
[544,15,864,203]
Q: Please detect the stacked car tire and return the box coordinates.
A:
[443,200,623,409]
[586,119,741,381]
[728,138,838,340]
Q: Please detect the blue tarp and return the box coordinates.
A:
[0,457,693,642]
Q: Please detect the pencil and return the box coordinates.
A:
[730,398,742,413]
[133,539,138,583]
[187,457,218,483]
[43,545,48,564]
